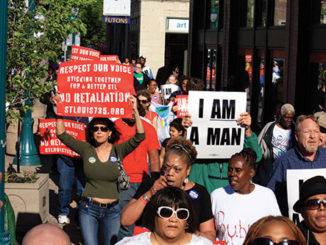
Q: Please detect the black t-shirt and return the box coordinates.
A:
[297,221,320,245]
[133,178,213,225]
[133,73,150,92]
[161,138,170,148]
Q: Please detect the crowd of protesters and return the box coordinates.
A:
[9,55,326,245]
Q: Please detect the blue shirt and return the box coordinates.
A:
[267,146,326,191]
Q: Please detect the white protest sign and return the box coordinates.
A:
[161,84,180,103]
[287,169,326,223]
[187,91,247,159]
[103,0,131,16]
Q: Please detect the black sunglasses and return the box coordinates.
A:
[157,206,189,220]
[304,198,326,210]
[91,126,109,132]
[139,99,149,104]
[251,237,299,245]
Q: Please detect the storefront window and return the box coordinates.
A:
[246,55,253,83]
[321,1,326,24]
[247,0,254,27]
[270,58,285,119]
[210,0,219,30]
[258,0,267,27]
[242,55,285,124]
[258,58,265,123]
[314,63,326,111]
[245,55,252,112]
[274,0,287,26]
[206,49,217,90]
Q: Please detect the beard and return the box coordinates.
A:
[304,145,318,154]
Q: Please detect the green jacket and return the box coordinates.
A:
[189,132,262,194]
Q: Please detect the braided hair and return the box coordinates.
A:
[229,148,257,169]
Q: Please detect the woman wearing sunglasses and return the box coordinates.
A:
[243,216,306,245]
[120,138,216,241]
[117,187,213,244]
[56,96,145,245]
[211,148,281,245]
[293,175,326,245]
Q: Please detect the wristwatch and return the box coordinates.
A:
[143,193,151,202]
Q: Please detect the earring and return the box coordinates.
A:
[184,177,189,185]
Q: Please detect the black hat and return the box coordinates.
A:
[293,176,326,213]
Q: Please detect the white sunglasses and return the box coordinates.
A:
[157,206,189,220]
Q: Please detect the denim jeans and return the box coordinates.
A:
[79,200,120,245]
[118,182,141,241]
[57,155,84,216]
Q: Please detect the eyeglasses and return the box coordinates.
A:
[251,237,299,245]
[138,99,149,104]
[91,126,109,132]
[304,198,326,210]
[157,206,189,220]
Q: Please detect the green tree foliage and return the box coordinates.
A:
[79,0,106,51]
[6,0,94,119]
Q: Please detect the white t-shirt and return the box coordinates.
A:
[271,126,292,159]
[211,184,281,245]
[116,232,213,245]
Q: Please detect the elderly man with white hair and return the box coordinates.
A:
[255,103,295,186]
[267,114,326,216]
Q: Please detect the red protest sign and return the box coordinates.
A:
[56,60,135,118]
[38,119,86,157]
[176,95,188,118]
[71,45,100,61]
[100,55,119,62]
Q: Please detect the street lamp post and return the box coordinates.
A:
[0,0,12,243]
[14,0,41,167]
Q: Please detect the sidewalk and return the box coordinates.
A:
[5,154,83,244]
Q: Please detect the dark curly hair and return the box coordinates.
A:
[229,148,257,169]
[142,187,198,234]
[86,118,121,146]
[165,138,197,168]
